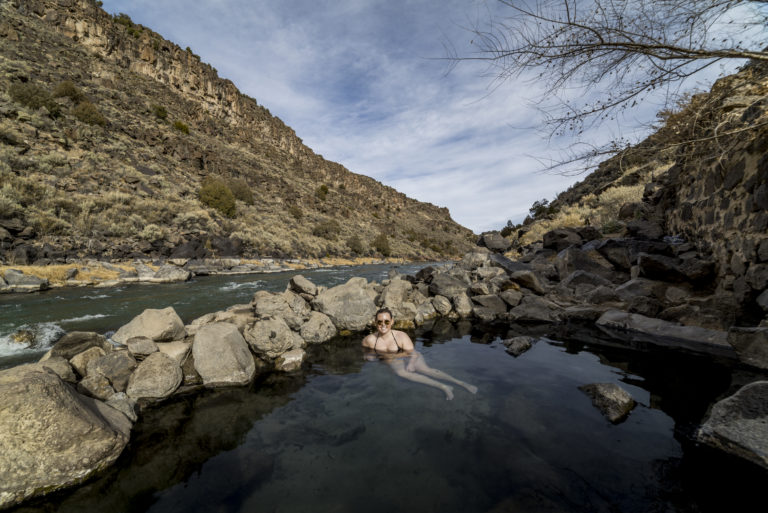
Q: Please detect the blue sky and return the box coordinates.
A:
[98,0,748,233]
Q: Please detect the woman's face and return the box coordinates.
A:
[375,313,392,334]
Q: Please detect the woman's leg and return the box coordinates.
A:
[388,360,454,400]
[409,353,478,394]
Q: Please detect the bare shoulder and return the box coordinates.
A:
[361,333,376,348]
[394,330,415,349]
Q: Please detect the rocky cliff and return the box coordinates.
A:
[0,0,475,264]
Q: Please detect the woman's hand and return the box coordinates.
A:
[406,352,420,372]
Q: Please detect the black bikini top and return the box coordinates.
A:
[373,332,403,353]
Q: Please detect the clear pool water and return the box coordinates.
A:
[9,321,767,513]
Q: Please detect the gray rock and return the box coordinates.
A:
[45,331,111,360]
[252,290,304,330]
[596,310,734,357]
[625,220,664,240]
[586,285,621,304]
[69,346,106,377]
[472,294,508,313]
[477,232,511,253]
[311,278,378,331]
[156,341,191,364]
[507,296,563,323]
[488,253,531,274]
[86,351,138,392]
[431,295,452,315]
[193,323,256,387]
[1,269,49,292]
[428,273,469,298]
[126,336,159,358]
[696,381,768,470]
[39,356,76,383]
[299,311,337,344]
[757,289,768,311]
[77,374,116,401]
[503,336,534,356]
[415,300,438,325]
[245,317,304,358]
[555,247,616,282]
[106,392,137,423]
[274,348,306,372]
[452,292,474,317]
[615,278,668,301]
[727,328,768,370]
[289,274,318,296]
[510,269,547,294]
[126,352,182,400]
[543,228,582,252]
[561,270,613,290]
[459,250,491,271]
[0,365,130,509]
[150,264,190,283]
[112,307,186,345]
[563,305,610,322]
[499,289,523,307]
[579,383,636,423]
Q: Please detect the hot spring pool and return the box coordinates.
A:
[9,321,766,513]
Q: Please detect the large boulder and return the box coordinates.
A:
[727,328,768,370]
[428,273,469,298]
[555,247,617,282]
[299,311,337,344]
[149,264,190,283]
[86,351,138,392]
[543,228,582,252]
[596,310,734,357]
[252,290,307,330]
[579,383,636,423]
[126,352,182,400]
[311,278,378,331]
[193,322,256,387]
[696,381,768,470]
[507,296,563,323]
[509,269,547,295]
[289,274,318,296]
[477,232,511,253]
[244,317,304,359]
[1,269,49,292]
[452,292,474,318]
[43,331,111,360]
[0,365,131,509]
[112,307,186,345]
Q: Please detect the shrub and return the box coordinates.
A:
[53,81,86,103]
[73,101,106,126]
[198,177,236,218]
[288,204,303,220]
[372,233,391,257]
[8,82,60,117]
[346,235,364,254]
[152,104,167,120]
[315,184,329,201]
[312,219,341,240]
[173,120,189,134]
[227,178,254,205]
[113,13,134,28]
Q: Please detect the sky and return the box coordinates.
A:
[97,0,751,233]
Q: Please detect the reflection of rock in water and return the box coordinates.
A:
[13,373,306,513]
[305,335,365,375]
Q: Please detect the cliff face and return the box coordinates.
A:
[0,0,474,263]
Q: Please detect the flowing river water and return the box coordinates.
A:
[2,263,766,512]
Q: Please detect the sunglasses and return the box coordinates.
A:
[376,319,391,326]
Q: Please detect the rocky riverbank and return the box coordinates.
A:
[0,256,407,293]
[1,232,767,509]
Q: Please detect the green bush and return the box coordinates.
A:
[53,81,86,103]
[315,184,329,201]
[372,233,391,257]
[288,204,303,220]
[152,104,167,120]
[227,178,254,205]
[113,13,134,28]
[346,235,364,255]
[312,219,341,240]
[173,120,189,134]
[199,178,236,218]
[8,82,60,117]
[73,101,106,126]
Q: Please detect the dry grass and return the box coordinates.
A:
[1,262,139,285]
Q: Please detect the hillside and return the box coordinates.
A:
[0,0,475,265]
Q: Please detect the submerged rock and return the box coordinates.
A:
[696,381,768,470]
[503,336,534,357]
[274,348,305,372]
[0,365,130,509]
[579,383,636,423]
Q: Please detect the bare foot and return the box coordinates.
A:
[444,385,454,401]
[464,383,478,394]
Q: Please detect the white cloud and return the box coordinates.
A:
[98,0,749,234]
